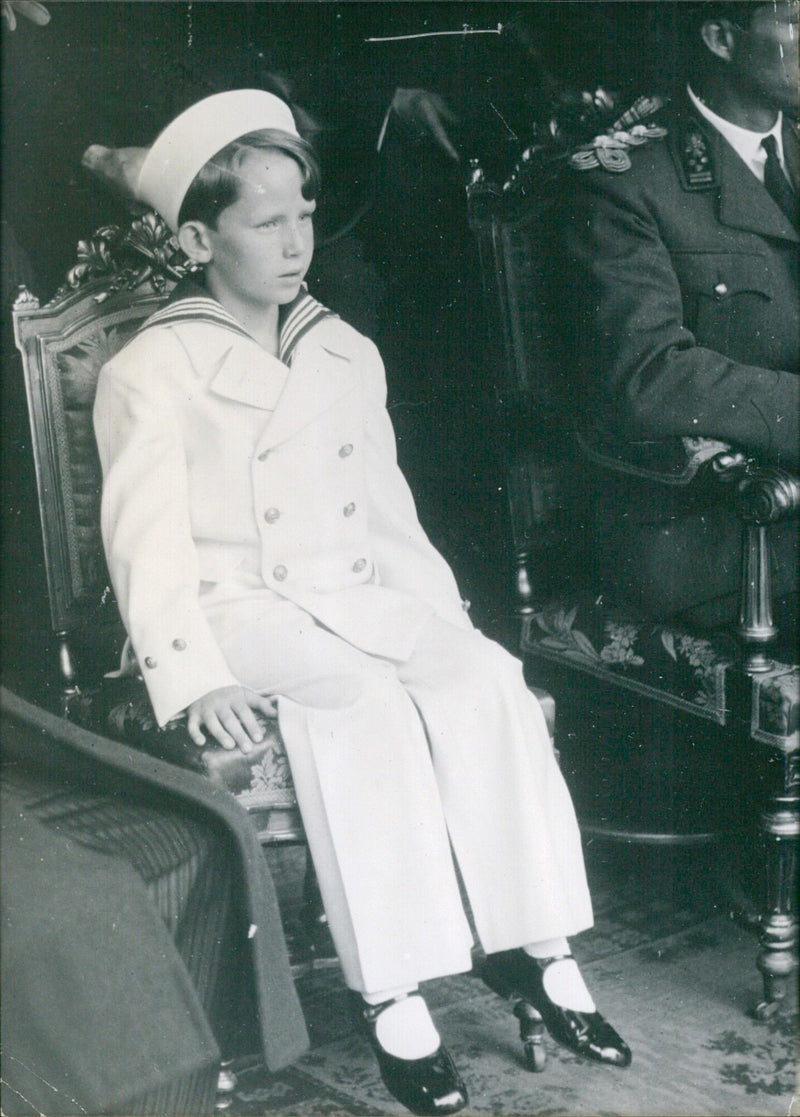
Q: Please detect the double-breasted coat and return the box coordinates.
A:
[563,100,799,621]
[94,286,593,994]
[94,289,471,728]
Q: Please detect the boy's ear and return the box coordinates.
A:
[177,221,214,265]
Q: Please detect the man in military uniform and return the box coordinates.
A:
[564,1,798,628]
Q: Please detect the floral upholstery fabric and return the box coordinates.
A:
[53,318,147,604]
[751,666,800,749]
[521,599,799,751]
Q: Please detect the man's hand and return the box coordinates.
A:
[390,88,460,160]
[186,686,278,753]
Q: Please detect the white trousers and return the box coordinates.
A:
[204,592,593,994]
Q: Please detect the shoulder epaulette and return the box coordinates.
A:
[565,94,668,175]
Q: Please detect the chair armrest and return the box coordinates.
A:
[736,467,800,525]
[575,429,741,487]
[570,433,798,673]
[581,438,798,671]
[735,466,800,673]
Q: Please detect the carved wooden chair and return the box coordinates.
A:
[10,213,331,970]
[467,170,799,1017]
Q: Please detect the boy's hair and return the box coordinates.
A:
[178,128,321,228]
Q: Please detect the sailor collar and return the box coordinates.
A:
[138,277,338,366]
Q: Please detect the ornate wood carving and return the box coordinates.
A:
[49,211,195,305]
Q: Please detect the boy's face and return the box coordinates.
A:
[202,149,315,313]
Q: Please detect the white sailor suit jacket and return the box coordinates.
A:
[93,288,471,726]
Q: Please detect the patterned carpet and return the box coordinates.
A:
[223,843,799,1117]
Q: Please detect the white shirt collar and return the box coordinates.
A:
[687,84,784,184]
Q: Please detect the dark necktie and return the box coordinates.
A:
[761,134,797,225]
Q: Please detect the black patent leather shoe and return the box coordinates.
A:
[482,950,632,1068]
[349,992,468,1115]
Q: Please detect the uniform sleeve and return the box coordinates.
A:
[564,172,799,467]
[93,331,239,726]
[358,337,473,629]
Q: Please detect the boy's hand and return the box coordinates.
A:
[186,686,278,753]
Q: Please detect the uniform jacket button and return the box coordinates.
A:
[352,557,367,573]
[273,564,288,581]
[339,443,353,458]
[144,656,157,669]
[264,507,281,524]
[714,282,728,297]
[257,450,269,462]
[172,638,187,651]
[343,502,356,517]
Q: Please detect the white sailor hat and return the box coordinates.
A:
[137,89,300,232]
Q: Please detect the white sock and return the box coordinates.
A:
[523,941,596,1013]
[523,937,570,959]
[363,988,441,1060]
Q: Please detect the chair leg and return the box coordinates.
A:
[301,847,338,965]
[513,550,536,615]
[754,750,799,1018]
[214,1060,238,1111]
[737,522,777,674]
[56,630,82,716]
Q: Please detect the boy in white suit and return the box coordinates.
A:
[93,90,630,1115]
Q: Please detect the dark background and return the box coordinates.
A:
[2,2,691,295]
[1,1,693,701]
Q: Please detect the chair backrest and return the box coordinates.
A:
[468,178,588,594]
[11,214,187,653]
[469,182,560,412]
